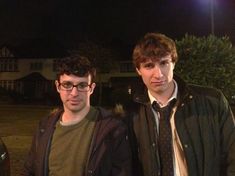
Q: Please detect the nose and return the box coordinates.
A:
[70,86,79,96]
[153,65,163,78]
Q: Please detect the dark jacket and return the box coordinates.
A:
[127,75,235,176]
[21,107,132,176]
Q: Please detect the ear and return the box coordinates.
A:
[136,67,142,76]
[90,83,96,94]
[55,80,60,93]
[172,62,176,69]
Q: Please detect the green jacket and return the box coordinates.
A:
[127,75,235,176]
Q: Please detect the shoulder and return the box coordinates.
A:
[95,106,121,121]
[95,106,113,118]
[92,107,129,139]
[95,106,128,129]
[175,74,226,102]
[187,84,232,114]
[38,107,62,128]
[188,84,225,100]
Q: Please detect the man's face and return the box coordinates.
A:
[136,55,175,98]
[55,74,95,113]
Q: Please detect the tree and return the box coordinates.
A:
[175,34,235,103]
[70,40,119,105]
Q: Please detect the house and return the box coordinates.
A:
[0,48,60,102]
[0,42,139,105]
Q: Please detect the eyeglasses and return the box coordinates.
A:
[58,81,92,92]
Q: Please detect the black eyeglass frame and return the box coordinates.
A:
[58,81,93,92]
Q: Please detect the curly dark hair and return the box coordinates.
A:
[56,54,96,82]
[133,32,178,69]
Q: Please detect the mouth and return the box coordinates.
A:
[151,80,165,86]
[69,99,81,105]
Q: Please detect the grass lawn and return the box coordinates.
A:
[0,105,54,137]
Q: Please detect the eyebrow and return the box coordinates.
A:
[143,58,170,64]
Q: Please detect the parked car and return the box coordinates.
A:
[0,138,10,176]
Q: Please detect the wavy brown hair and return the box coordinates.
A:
[133,33,178,69]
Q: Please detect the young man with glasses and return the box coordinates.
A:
[127,32,235,176]
[22,55,132,176]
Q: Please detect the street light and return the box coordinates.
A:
[197,0,216,35]
[210,0,215,35]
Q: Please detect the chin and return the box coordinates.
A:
[153,86,167,93]
[65,104,82,112]
[70,107,83,113]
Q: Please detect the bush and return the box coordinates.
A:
[175,34,235,103]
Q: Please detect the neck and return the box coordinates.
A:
[62,106,90,123]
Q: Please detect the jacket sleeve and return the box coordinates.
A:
[110,123,133,176]
[218,91,235,175]
[20,127,39,176]
[20,109,63,176]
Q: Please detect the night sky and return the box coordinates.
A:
[0,0,235,57]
